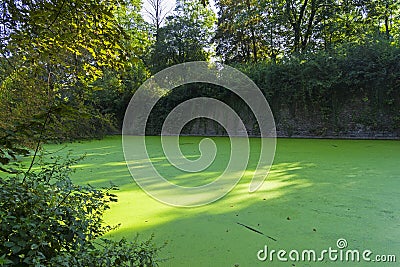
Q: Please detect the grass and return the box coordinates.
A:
[44,136,400,266]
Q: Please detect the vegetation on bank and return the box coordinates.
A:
[0,156,163,266]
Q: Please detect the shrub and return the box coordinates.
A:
[0,157,163,266]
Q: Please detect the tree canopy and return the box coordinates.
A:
[214,0,400,62]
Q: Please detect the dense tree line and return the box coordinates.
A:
[214,0,399,62]
[2,0,398,141]
[237,42,400,137]
[0,0,398,155]
[141,0,399,137]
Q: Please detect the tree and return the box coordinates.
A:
[95,0,152,127]
[282,0,328,52]
[0,0,153,166]
[258,0,287,61]
[143,0,172,41]
[214,0,257,63]
[360,0,399,39]
[149,0,216,72]
[0,0,128,146]
[214,0,400,61]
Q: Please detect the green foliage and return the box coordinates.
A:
[144,41,400,137]
[0,2,163,265]
[0,0,115,144]
[214,0,400,62]
[51,236,161,267]
[91,63,150,128]
[149,0,216,72]
[0,0,151,157]
[145,83,233,135]
[236,41,400,136]
[0,157,163,266]
[0,0,128,84]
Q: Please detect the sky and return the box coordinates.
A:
[141,0,217,25]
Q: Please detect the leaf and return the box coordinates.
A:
[0,254,14,265]
[11,245,22,254]
[4,241,14,248]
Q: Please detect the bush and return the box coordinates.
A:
[0,157,163,266]
[235,42,400,136]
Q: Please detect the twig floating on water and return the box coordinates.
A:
[236,222,277,241]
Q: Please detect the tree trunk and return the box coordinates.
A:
[246,0,258,62]
[301,0,316,52]
[384,2,390,39]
